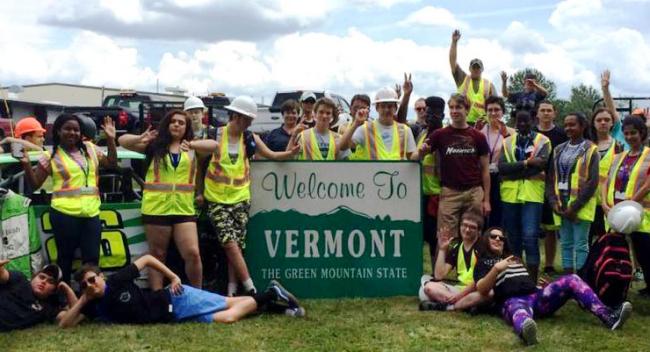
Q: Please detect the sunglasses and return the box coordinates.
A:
[37,273,57,285]
[80,275,98,290]
[415,107,426,112]
[489,234,506,242]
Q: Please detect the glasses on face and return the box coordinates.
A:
[80,275,98,290]
[489,233,506,242]
[37,273,56,285]
[415,107,426,112]
[461,222,478,231]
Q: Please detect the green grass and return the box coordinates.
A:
[2,244,649,352]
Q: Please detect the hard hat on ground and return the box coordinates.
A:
[184,96,206,111]
[224,96,257,119]
[15,117,46,138]
[373,87,400,104]
[607,200,643,235]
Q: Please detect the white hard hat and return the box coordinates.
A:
[300,91,317,102]
[183,96,206,111]
[224,95,257,119]
[607,200,644,235]
[373,87,400,104]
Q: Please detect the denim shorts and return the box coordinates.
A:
[169,285,228,323]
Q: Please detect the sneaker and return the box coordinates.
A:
[520,318,538,346]
[268,280,300,309]
[419,300,447,311]
[285,306,306,317]
[607,301,633,330]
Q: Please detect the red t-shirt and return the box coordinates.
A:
[428,126,489,190]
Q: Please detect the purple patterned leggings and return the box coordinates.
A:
[501,274,612,334]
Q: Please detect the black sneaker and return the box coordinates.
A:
[520,318,538,345]
[268,280,300,309]
[419,300,447,311]
[607,301,632,330]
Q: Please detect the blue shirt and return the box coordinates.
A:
[264,125,292,152]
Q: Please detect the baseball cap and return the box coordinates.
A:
[425,96,445,115]
[524,72,537,80]
[300,91,317,103]
[469,58,483,70]
[39,264,63,283]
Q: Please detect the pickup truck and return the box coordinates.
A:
[252,90,351,134]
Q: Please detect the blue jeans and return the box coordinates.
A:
[502,202,543,266]
[559,219,591,270]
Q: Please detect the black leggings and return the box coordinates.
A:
[631,232,650,289]
[50,208,101,283]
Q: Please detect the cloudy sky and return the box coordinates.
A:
[1,0,649,106]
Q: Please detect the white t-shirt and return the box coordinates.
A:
[216,128,241,163]
[351,121,416,155]
[296,129,350,159]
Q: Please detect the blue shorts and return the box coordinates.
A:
[169,285,228,323]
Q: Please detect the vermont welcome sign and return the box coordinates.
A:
[245,161,422,298]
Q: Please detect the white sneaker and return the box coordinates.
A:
[419,274,433,302]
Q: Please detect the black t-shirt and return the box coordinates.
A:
[534,125,567,149]
[445,240,477,272]
[0,272,60,331]
[473,255,537,303]
[81,264,172,324]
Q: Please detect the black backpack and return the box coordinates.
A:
[578,232,633,307]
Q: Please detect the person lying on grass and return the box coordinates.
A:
[58,254,304,327]
[0,259,77,331]
[474,227,632,346]
[419,212,491,311]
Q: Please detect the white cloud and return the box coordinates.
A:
[549,0,603,28]
[399,6,468,29]
[351,0,421,8]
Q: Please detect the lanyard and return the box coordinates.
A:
[515,134,533,161]
[485,127,502,162]
[619,151,643,192]
[62,148,90,187]
[557,141,584,182]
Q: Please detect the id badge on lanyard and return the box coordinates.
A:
[558,182,569,191]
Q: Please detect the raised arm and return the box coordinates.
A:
[99,116,117,169]
[396,73,412,124]
[0,137,42,152]
[433,229,453,280]
[20,154,49,190]
[601,69,619,122]
[449,30,461,75]
[255,134,299,160]
[500,71,509,98]
[337,107,368,151]
[118,125,158,154]
[133,254,182,294]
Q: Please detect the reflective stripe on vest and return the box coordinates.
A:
[141,149,197,216]
[358,121,407,160]
[50,142,101,217]
[597,141,617,203]
[552,142,598,222]
[300,128,337,160]
[606,147,650,233]
[204,125,251,204]
[417,132,441,195]
[500,132,549,204]
[458,76,490,124]
[456,244,477,287]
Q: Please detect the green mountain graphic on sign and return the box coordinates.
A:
[246,205,422,298]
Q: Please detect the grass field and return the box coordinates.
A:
[2,246,650,352]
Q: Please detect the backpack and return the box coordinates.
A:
[578,232,633,307]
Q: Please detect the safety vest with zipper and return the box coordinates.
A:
[299,128,337,160]
[141,150,197,216]
[356,120,408,160]
[552,142,599,223]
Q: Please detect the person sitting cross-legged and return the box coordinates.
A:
[419,212,491,311]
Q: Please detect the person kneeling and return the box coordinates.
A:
[419,212,490,311]
[58,254,304,327]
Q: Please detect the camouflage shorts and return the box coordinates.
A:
[207,201,251,248]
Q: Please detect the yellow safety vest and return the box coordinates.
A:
[141,150,197,216]
[356,120,408,160]
[500,132,550,204]
[456,243,477,288]
[50,142,100,218]
[417,132,440,196]
[299,128,337,160]
[458,76,490,125]
[597,141,617,203]
[204,126,251,204]
[552,142,598,223]
[606,147,650,233]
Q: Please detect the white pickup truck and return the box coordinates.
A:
[251,90,352,135]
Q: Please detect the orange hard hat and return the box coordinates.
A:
[15,117,46,138]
